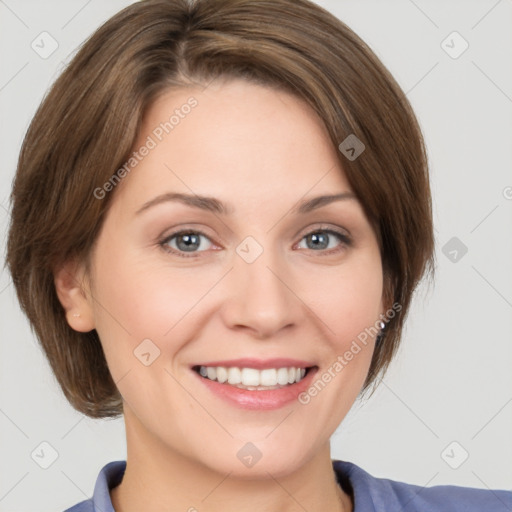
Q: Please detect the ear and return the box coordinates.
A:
[53,258,96,332]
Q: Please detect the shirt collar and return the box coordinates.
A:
[91,460,125,512]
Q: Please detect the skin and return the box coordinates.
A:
[55,78,387,512]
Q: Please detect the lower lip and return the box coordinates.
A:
[193,368,318,410]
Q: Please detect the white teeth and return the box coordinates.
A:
[216,366,228,383]
[241,368,260,386]
[277,367,289,385]
[206,367,216,381]
[260,368,276,386]
[196,365,309,387]
[228,367,242,385]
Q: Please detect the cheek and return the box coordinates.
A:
[89,241,228,374]
[309,253,383,348]
[91,237,199,334]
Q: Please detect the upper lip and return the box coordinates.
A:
[192,358,316,370]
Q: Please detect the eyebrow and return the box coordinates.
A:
[135,191,357,216]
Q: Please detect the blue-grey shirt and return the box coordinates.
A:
[64,459,512,511]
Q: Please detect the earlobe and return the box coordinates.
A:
[53,260,96,332]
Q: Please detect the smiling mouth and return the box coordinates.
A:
[192,365,316,390]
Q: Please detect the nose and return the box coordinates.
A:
[219,242,299,339]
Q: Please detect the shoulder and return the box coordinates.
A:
[383,476,512,511]
[333,459,512,512]
[62,500,94,512]
[62,460,126,512]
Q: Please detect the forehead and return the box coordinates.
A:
[113,79,353,212]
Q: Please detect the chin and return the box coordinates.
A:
[195,441,312,480]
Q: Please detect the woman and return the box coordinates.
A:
[6,0,511,511]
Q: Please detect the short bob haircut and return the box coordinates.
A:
[6,0,434,418]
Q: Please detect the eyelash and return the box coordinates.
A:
[158,226,352,259]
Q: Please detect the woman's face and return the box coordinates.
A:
[78,78,385,477]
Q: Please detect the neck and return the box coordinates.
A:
[111,416,352,512]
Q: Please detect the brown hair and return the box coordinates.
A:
[6,0,434,418]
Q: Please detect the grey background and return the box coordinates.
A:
[1,0,511,510]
